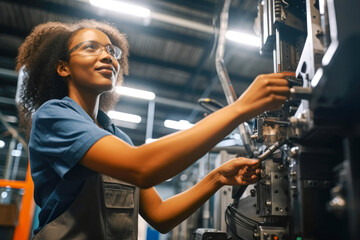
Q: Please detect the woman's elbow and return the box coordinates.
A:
[157,227,172,235]
[132,168,159,189]
[150,223,173,234]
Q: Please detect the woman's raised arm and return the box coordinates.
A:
[80,73,289,188]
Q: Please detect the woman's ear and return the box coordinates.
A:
[56,60,70,78]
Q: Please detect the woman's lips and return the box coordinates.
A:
[96,68,113,75]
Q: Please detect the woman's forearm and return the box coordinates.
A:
[82,102,246,188]
[134,102,246,186]
[140,157,260,233]
[140,170,222,233]
[82,73,289,187]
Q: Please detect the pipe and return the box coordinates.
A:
[215,0,254,157]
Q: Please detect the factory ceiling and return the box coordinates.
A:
[0,0,273,146]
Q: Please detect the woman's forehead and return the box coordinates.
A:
[69,28,111,48]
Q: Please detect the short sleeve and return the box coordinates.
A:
[29,100,111,179]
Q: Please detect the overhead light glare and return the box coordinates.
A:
[145,138,158,143]
[226,30,260,47]
[116,86,155,100]
[89,0,151,18]
[164,119,194,130]
[1,191,8,199]
[0,140,5,148]
[108,110,141,123]
[12,150,22,157]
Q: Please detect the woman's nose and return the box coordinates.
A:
[99,49,113,63]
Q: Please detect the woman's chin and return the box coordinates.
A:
[100,84,114,92]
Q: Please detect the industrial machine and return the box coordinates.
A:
[195,0,360,239]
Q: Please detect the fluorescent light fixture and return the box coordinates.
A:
[112,120,138,129]
[226,30,261,47]
[116,86,155,100]
[89,0,150,18]
[1,191,8,199]
[145,138,158,143]
[108,110,141,123]
[0,140,4,148]
[1,115,18,123]
[12,149,22,157]
[164,119,194,130]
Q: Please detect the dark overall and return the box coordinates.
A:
[33,174,139,240]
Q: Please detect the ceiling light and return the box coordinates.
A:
[164,119,194,130]
[226,30,260,47]
[0,140,5,148]
[89,0,150,18]
[1,191,8,199]
[116,86,155,100]
[112,121,138,129]
[12,149,22,157]
[145,138,157,143]
[108,110,141,123]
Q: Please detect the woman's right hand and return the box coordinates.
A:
[235,73,290,118]
[215,157,261,186]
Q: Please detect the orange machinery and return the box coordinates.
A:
[0,162,35,240]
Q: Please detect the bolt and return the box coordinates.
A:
[250,189,256,197]
[290,146,299,157]
[290,171,296,181]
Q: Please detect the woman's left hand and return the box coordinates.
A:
[217,157,260,186]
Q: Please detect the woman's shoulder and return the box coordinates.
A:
[33,98,75,120]
[40,98,72,109]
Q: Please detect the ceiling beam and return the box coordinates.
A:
[151,0,216,13]
[1,0,210,47]
[180,40,216,96]
[124,76,225,99]
[130,55,254,84]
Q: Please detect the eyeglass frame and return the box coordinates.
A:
[67,40,122,60]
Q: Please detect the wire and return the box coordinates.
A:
[225,219,248,240]
[225,207,254,240]
[198,98,224,112]
[282,0,290,8]
[208,0,221,62]
[225,212,247,240]
[226,209,254,230]
[232,201,260,224]
[225,201,262,240]
[227,206,258,228]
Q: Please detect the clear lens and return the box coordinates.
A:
[70,41,122,60]
[107,45,122,60]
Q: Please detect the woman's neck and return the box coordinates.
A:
[68,91,100,123]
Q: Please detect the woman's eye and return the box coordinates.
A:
[108,49,116,55]
[84,43,98,50]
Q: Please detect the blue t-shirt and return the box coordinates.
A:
[29,96,133,234]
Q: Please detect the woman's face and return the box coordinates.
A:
[66,28,120,93]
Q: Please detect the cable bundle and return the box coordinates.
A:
[225,202,260,240]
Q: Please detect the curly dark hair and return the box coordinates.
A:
[16,20,129,136]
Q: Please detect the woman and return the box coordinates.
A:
[16,20,289,239]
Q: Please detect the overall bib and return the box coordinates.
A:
[33,174,139,240]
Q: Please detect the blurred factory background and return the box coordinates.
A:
[0,0,272,146]
[1,0,360,240]
[0,0,271,239]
